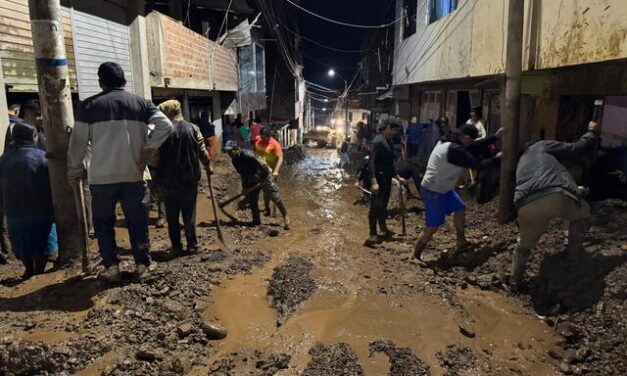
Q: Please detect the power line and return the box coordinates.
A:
[281,23,375,54]
[284,0,401,29]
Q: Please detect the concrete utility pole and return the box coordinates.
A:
[498,0,524,224]
[28,0,82,263]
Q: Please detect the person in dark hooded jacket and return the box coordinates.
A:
[510,121,599,290]
[0,122,54,278]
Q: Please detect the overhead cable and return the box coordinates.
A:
[284,0,401,29]
[281,24,375,54]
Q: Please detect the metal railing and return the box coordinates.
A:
[277,124,299,149]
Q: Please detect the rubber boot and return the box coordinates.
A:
[510,247,531,291]
[566,219,588,253]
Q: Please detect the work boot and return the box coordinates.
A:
[99,265,121,283]
[264,207,272,217]
[0,251,7,265]
[509,247,531,292]
[566,219,588,253]
[135,262,157,279]
[365,234,379,247]
[282,215,291,230]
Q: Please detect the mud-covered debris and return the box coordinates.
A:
[369,340,430,376]
[201,322,227,340]
[303,343,364,376]
[284,144,308,164]
[209,350,290,375]
[267,256,317,326]
[458,322,476,338]
[0,337,110,375]
[436,345,478,376]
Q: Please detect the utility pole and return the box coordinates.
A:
[498,0,524,224]
[29,0,82,263]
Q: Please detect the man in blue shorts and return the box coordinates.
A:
[413,124,503,265]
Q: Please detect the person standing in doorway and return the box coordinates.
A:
[199,111,217,160]
[249,117,263,147]
[18,100,46,151]
[367,119,406,245]
[239,121,251,148]
[68,62,173,282]
[154,100,212,255]
[254,127,284,216]
[466,107,487,140]
[405,116,422,159]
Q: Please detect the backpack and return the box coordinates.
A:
[155,120,201,188]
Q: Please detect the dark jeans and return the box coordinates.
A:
[408,143,419,158]
[163,185,198,250]
[0,215,11,259]
[91,182,150,268]
[369,175,392,236]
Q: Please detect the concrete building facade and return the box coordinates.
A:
[393,0,627,146]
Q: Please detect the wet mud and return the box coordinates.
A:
[303,343,364,376]
[368,340,431,376]
[1,149,624,375]
[267,256,317,326]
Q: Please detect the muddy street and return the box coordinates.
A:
[2,148,625,375]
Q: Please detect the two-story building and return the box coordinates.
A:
[393,0,627,147]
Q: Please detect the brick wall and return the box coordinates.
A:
[157,14,237,91]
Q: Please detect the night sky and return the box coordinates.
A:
[295,0,396,91]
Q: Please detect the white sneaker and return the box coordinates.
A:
[135,262,156,278]
[99,265,121,282]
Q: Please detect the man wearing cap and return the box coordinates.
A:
[68,62,172,282]
[153,99,212,255]
[413,124,503,265]
[366,119,406,244]
[224,140,290,230]
[0,122,55,278]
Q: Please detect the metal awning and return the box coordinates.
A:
[376,90,393,101]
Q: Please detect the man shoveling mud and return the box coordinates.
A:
[153,100,212,256]
[366,119,406,245]
[510,121,600,291]
[224,141,290,230]
[413,124,503,265]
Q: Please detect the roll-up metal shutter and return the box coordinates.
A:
[70,9,134,100]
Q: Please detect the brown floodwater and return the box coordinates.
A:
[196,149,559,375]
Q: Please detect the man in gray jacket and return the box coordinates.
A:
[68,62,173,281]
[510,121,599,291]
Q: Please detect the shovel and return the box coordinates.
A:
[206,173,230,250]
[71,179,90,274]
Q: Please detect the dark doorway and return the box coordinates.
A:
[556,96,597,142]
[456,91,471,128]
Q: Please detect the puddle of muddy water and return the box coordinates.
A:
[196,150,559,375]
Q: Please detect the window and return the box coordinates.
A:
[403,0,417,39]
[238,43,266,93]
[429,0,458,23]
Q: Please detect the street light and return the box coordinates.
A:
[324,99,329,103]
[327,67,349,139]
[322,107,327,112]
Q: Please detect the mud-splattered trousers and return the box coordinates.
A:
[247,177,287,224]
[511,192,590,286]
[368,175,393,236]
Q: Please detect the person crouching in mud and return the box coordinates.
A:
[413,124,503,266]
[224,141,290,230]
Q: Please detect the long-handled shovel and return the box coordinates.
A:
[206,173,229,250]
[71,180,90,274]
[399,183,407,236]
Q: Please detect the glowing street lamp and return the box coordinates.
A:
[327,68,336,77]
